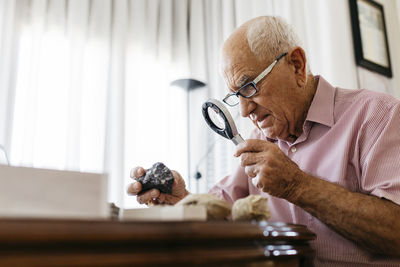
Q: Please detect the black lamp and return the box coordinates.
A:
[170,78,206,192]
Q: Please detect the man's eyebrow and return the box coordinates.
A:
[237,75,249,88]
[228,75,250,93]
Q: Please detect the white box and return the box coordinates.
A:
[0,165,108,219]
[120,205,207,221]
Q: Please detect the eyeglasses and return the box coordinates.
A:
[222,52,287,107]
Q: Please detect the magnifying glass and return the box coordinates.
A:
[202,99,260,188]
[202,99,244,145]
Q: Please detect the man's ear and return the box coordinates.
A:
[288,47,307,87]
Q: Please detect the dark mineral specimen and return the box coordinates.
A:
[136,162,174,194]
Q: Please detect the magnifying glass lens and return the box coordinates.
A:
[207,106,226,130]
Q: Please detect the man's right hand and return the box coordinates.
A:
[127,167,190,205]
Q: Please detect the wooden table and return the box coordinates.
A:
[0,219,316,266]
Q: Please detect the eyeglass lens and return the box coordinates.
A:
[225,83,257,106]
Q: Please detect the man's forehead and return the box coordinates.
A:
[221,29,250,64]
[221,27,260,89]
[221,51,249,72]
[221,50,258,88]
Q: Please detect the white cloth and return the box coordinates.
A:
[0,0,394,208]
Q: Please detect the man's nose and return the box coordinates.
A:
[239,97,255,118]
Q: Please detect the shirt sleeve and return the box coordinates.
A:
[208,128,263,205]
[359,101,400,205]
[208,166,250,205]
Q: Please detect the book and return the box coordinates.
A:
[119,205,207,221]
[0,165,108,219]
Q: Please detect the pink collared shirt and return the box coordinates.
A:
[209,76,400,266]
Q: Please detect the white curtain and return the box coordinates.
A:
[0,0,19,164]
[2,0,394,208]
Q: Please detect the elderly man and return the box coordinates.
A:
[128,16,400,266]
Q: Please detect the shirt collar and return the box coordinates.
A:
[305,75,336,127]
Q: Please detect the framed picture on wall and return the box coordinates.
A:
[349,0,392,77]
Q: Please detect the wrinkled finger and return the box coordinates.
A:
[235,139,273,157]
[235,139,264,156]
[147,198,159,205]
[137,189,160,204]
[171,170,184,183]
[240,152,260,167]
[171,170,187,195]
[136,193,151,205]
[245,165,258,178]
[251,176,260,188]
[157,193,166,204]
[130,167,146,179]
[127,181,143,195]
[164,193,184,205]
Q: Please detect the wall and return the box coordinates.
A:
[299,0,400,96]
[359,0,400,97]
[381,0,400,98]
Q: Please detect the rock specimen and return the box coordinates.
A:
[232,195,270,222]
[136,162,174,194]
[176,193,231,220]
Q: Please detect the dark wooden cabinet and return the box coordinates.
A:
[0,219,315,266]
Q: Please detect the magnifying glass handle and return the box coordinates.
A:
[232,134,244,145]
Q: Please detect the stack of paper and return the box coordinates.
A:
[120,205,207,221]
[0,165,108,219]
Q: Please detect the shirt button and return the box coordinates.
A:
[291,146,297,153]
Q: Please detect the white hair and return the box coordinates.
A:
[246,16,311,74]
